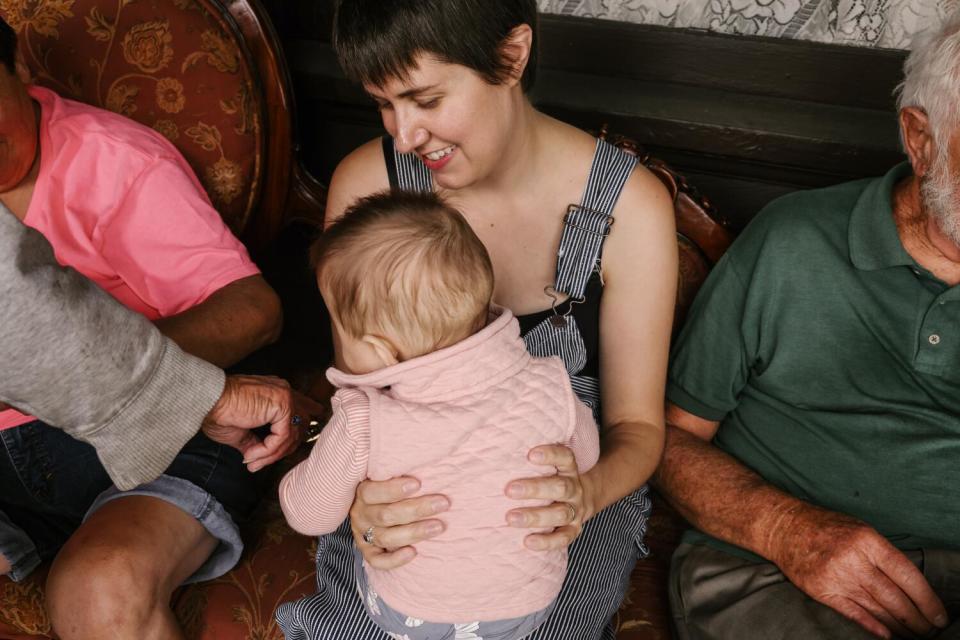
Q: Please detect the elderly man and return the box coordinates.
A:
[658,14,960,640]
[0,15,290,639]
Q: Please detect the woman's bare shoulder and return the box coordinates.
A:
[604,161,676,266]
[325,137,391,228]
[543,116,600,161]
[543,116,673,226]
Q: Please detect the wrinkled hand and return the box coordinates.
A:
[771,506,948,639]
[505,444,596,551]
[202,374,301,472]
[350,477,449,570]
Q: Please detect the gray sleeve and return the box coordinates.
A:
[0,208,226,490]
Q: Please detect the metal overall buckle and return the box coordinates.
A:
[543,286,586,329]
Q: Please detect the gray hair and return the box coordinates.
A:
[896,11,960,150]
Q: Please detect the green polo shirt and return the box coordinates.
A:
[667,163,960,561]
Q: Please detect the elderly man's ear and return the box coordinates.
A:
[14,49,31,85]
[900,107,937,178]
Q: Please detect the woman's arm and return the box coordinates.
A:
[506,165,677,549]
[587,164,677,507]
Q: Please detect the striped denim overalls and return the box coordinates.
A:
[277,137,653,640]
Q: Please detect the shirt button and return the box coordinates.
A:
[929,334,942,345]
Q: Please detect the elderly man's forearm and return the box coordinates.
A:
[154,275,283,368]
[653,424,808,561]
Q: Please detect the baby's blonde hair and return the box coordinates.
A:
[312,190,495,360]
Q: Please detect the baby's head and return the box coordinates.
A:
[312,190,494,374]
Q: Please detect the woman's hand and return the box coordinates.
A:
[504,444,597,551]
[350,477,450,570]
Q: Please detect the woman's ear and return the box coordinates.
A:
[501,23,533,88]
[900,107,936,178]
[361,334,401,368]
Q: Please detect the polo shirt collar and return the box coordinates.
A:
[849,162,915,271]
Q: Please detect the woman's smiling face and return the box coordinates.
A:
[365,55,520,190]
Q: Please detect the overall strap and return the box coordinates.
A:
[382,136,433,193]
[553,139,637,299]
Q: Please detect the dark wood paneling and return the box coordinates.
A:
[267,4,908,228]
[537,17,906,110]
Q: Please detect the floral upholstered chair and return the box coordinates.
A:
[0,0,323,638]
[0,0,323,254]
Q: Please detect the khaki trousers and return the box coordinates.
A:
[670,543,960,640]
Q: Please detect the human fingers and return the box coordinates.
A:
[827,596,894,640]
[361,545,417,570]
[226,429,262,459]
[523,526,579,552]
[349,479,448,552]
[507,502,577,529]
[357,476,423,506]
[506,474,579,502]
[244,432,299,472]
[855,579,923,639]
[363,494,451,529]
[527,444,577,471]
[876,548,948,632]
[363,519,446,552]
[862,562,942,637]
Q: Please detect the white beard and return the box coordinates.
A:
[920,154,960,248]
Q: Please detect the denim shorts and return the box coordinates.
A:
[0,420,261,583]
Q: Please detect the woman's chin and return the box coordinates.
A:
[432,171,472,191]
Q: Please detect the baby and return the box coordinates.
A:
[279,190,599,640]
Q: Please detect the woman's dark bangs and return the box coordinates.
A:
[337,30,421,88]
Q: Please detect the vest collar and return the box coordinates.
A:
[326,306,532,403]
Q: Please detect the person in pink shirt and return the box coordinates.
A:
[0,18,288,639]
[279,191,600,640]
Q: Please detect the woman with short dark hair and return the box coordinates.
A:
[278,1,677,637]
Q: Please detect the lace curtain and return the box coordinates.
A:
[539,0,952,49]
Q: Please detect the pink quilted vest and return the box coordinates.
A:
[327,308,593,622]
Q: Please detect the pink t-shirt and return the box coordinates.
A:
[0,85,259,431]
